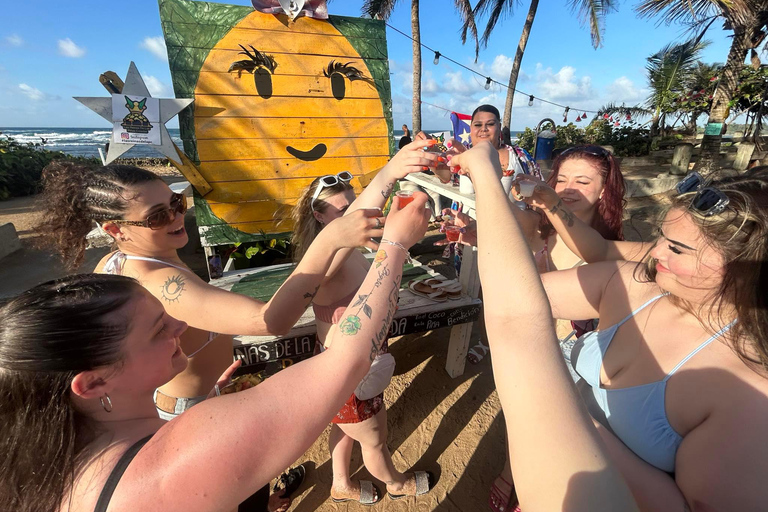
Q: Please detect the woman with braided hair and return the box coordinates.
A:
[35,161,388,428]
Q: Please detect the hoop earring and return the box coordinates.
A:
[100,393,113,413]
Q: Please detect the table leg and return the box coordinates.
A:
[445,244,481,377]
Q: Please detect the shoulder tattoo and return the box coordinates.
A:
[160,274,186,303]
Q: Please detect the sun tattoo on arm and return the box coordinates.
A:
[161,274,186,303]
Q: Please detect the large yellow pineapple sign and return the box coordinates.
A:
[160,0,393,245]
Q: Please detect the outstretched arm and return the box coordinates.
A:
[453,143,638,511]
[514,175,653,262]
[139,193,432,512]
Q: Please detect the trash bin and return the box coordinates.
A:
[534,130,556,161]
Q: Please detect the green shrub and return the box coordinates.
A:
[0,135,99,200]
[516,119,651,157]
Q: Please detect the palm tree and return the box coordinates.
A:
[461,0,617,134]
[636,1,768,174]
[644,38,710,136]
[363,1,474,134]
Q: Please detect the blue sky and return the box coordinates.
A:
[0,0,740,131]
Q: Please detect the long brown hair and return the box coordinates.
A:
[290,176,353,261]
[641,169,768,370]
[34,161,162,269]
[0,274,141,512]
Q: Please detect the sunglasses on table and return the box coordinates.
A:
[311,171,354,211]
[675,171,729,217]
[108,192,188,230]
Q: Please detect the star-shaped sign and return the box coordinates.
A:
[75,62,193,165]
[459,128,471,146]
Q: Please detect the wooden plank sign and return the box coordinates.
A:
[159,0,394,246]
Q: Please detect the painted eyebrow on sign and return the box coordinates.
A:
[228,44,277,75]
[323,60,371,83]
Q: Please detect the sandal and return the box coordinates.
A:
[273,464,305,498]
[387,471,435,500]
[428,279,462,300]
[489,476,515,512]
[409,280,448,302]
[331,480,381,506]
[467,339,490,364]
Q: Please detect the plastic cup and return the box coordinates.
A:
[396,190,414,206]
[445,225,461,242]
[459,175,474,194]
[500,175,514,196]
[519,180,536,197]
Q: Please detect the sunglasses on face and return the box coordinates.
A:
[311,171,353,211]
[675,172,730,217]
[109,193,187,230]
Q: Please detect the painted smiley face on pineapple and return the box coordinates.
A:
[194,11,387,167]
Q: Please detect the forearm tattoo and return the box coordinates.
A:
[160,274,186,303]
[338,260,402,362]
[381,182,394,199]
[548,198,575,227]
[303,284,321,304]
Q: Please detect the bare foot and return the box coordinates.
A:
[267,493,290,512]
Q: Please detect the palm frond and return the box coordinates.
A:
[634,0,751,26]
[478,0,517,48]
[568,0,618,48]
[362,0,400,20]
[597,102,652,118]
[645,37,710,111]
[456,0,480,58]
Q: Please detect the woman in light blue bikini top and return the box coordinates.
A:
[571,294,736,473]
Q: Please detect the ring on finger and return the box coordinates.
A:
[375,217,382,229]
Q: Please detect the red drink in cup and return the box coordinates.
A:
[445,225,461,242]
[396,190,414,207]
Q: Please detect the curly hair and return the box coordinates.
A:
[640,168,768,371]
[540,145,626,241]
[34,161,161,269]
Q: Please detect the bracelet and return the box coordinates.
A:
[380,238,413,264]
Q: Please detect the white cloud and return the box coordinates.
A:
[6,34,23,46]
[58,38,85,58]
[140,36,168,61]
[18,83,45,101]
[491,54,513,78]
[535,65,593,101]
[605,76,646,104]
[143,75,169,97]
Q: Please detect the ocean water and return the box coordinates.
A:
[0,127,183,159]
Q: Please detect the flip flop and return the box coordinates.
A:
[273,464,305,498]
[428,279,462,300]
[387,471,435,500]
[467,339,490,364]
[408,280,448,302]
[489,476,514,512]
[331,480,381,506]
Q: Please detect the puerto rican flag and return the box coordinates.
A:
[450,111,472,148]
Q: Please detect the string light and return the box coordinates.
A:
[563,106,570,123]
[433,51,440,65]
[383,22,602,115]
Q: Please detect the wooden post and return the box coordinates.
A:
[734,143,755,171]
[445,243,481,378]
[670,143,694,176]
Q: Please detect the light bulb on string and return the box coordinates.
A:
[433,51,440,65]
[484,77,492,90]
[563,106,569,123]
[528,95,534,107]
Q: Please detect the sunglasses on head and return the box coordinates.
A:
[109,192,187,230]
[675,172,730,217]
[311,171,353,211]
[559,145,612,159]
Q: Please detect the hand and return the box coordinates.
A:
[434,208,477,247]
[208,359,242,398]
[382,139,440,180]
[448,141,502,184]
[324,208,386,251]
[512,175,559,210]
[382,190,431,249]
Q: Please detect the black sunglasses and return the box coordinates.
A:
[559,145,612,159]
[109,193,187,230]
[675,172,729,217]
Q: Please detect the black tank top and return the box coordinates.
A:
[93,435,153,512]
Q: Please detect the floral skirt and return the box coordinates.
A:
[332,392,384,424]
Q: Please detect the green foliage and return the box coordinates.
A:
[227,235,292,269]
[517,119,650,157]
[0,135,99,200]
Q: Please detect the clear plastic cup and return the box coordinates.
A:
[519,180,536,197]
[395,190,414,206]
